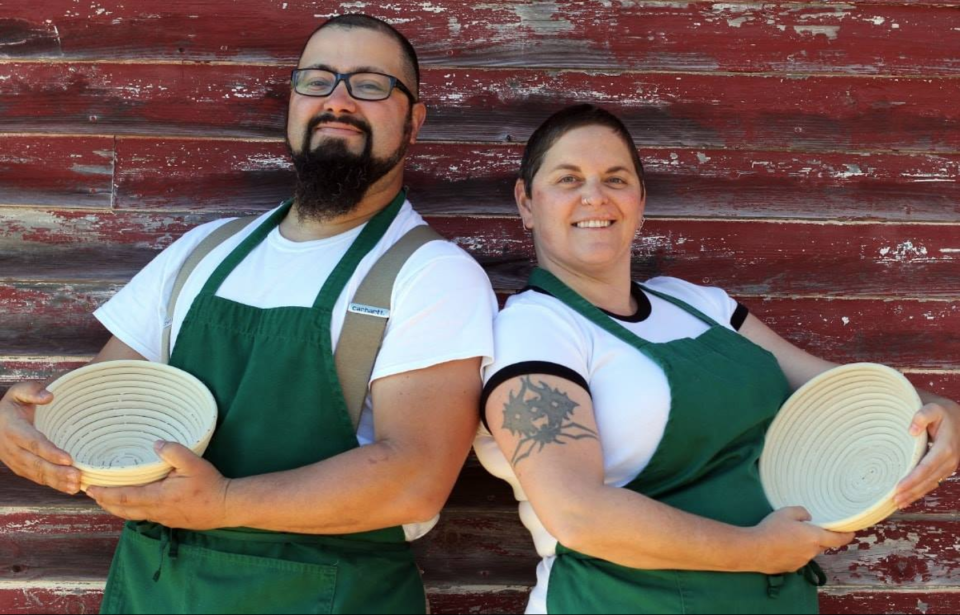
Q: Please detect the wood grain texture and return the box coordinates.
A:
[2,2,959,76]
[4,584,960,615]
[5,509,960,589]
[1,64,958,153]
[6,205,960,295]
[0,136,113,208]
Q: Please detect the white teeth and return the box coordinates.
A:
[575,220,613,228]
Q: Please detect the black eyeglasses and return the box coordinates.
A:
[291,69,417,103]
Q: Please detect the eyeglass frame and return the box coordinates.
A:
[290,68,418,103]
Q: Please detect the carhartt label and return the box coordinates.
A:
[348,303,390,318]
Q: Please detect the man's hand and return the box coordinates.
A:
[87,441,232,530]
[0,382,81,494]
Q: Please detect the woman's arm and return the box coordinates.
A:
[739,313,960,509]
[484,373,854,573]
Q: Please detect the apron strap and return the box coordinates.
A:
[527,267,656,350]
[336,224,444,431]
[639,284,724,329]
[161,215,260,364]
[312,190,407,310]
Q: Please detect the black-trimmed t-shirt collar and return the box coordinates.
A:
[522,282,750,330]
[523,282,652,323]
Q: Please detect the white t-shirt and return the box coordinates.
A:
[95,198,498,540]
[473,277,744,613]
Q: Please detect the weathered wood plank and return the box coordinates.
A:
[0,282,113,355]
[4,282,960,365]
[3,2,960,76]
[6,205,960,295]
[0,136,113,208]
[111,138,960,220]
[5,583,960,615]
[2,136,958,220]
[5,512,960,589]
[1,64,958,152]
[0,582,105,615]
[749,297,960,370]
[436,218,960,297]
[819,590,960,614]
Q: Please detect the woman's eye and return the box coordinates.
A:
[559,176,578,184]
[607,177,626,184]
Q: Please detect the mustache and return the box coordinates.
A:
[306,113,372,136]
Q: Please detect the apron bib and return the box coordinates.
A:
[101,192,426,614]
[526,268,824,615]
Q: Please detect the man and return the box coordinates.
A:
[0,14,496,614]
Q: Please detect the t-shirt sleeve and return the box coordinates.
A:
[481,299,590,405]
[93,219,235,363]
[369,245,498,382]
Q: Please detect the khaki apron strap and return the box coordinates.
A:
[161,216,257,364]
[336,224,444,432]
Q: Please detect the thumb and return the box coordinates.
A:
[12,381,53,406]
[781,506,813,523]
[154,441,197,470]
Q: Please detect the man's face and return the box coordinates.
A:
[287,26,421,161]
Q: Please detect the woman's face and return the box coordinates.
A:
[517,125,645,277]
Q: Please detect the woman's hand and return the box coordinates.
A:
[747,507,855,574]
[895,395,960,509]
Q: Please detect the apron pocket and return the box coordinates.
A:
[103,526,337,615]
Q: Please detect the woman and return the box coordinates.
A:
[474,104,960,614]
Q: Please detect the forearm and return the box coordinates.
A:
[224,439,455,534]
[546,484,761,572]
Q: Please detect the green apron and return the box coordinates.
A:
[100,192,426,614]
[527,268,825,615]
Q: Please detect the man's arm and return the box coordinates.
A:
[0,336,146,495]
[87,357,482,533]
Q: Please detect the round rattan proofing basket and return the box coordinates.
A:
[759,363,927,532]
[35,360,217,491]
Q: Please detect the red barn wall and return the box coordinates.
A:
[1,1,959,612]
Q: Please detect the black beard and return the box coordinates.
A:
[288,112,411,223]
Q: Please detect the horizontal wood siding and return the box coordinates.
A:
[1,1,957,612]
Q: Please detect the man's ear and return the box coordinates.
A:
[408,102,428,144]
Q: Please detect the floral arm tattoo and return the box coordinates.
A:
[502,376,598,466]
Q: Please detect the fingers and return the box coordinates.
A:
[896,458,956,509]
[88,484,155,511]
[3,419,79,494]
[15,426,73,466]
[818,529,856,550]
[908,404,942,437]
[897,448,946,495]
[10,450,81,494]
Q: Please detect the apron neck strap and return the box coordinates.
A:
[639,284,723,329]
[200,199,293,296]
[313,189,407,310]
[527,267,655,350]
[197,190,408,308]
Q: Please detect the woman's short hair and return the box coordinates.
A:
[519,104,645,197]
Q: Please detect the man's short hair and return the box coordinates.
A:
[301,14,420,99]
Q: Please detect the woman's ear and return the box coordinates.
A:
[515,179,534,230]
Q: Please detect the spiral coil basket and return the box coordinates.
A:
[36,360,217,491]
[760,363,926,532]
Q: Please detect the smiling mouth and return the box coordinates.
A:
[573,220,615,229]
[315,124,364,135]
